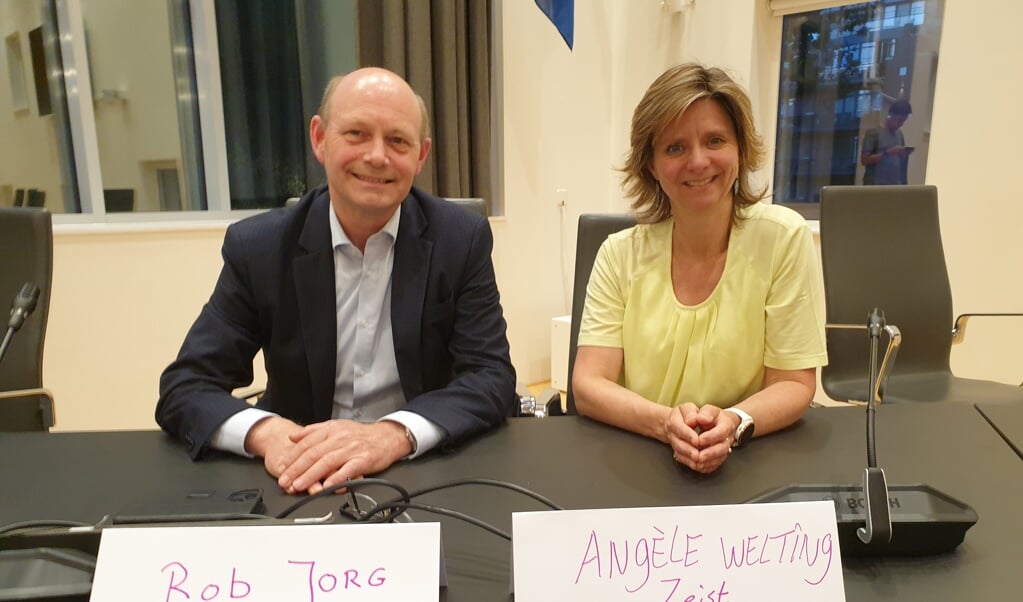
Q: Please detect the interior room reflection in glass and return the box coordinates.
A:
[773,0,944,206]
[0,0,78,214]
[85,0,205,212]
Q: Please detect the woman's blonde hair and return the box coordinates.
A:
[621,63,767,224]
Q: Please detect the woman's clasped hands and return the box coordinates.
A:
[665,403,739,474]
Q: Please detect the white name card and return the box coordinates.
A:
[513,501,844,601]
[90,522,442,601]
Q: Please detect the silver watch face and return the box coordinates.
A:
[734,418,754,447]
[726,408,754,448]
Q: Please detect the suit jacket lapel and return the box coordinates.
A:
[294,191,337,423]
[392,193,431,398]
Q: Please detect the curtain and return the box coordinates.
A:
[215,1,308,208]
[357,0,492,204]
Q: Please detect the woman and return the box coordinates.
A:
[572,63,827,474]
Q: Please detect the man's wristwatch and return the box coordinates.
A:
[402,425,418,456]
[723,407,754,448]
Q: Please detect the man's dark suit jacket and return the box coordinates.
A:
[156,186,517,459]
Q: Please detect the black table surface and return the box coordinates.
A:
[2,402,1020,600]
[976,402,1023,460]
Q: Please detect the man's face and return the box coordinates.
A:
[310,71,431,223]
[886,112,909,132]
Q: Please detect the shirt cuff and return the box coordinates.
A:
[209,408,279,458]
[381,410,444,459]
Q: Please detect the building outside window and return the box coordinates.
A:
[773,0,945,218]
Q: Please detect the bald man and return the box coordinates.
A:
[157,68,516,494]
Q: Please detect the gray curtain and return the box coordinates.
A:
[215,0,308,209]
[357,0,491,204]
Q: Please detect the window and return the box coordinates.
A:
[772,0,945,219]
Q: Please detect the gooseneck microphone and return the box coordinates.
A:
[0,282,40,367]
[857,308,893,545]
[748,307,978,557]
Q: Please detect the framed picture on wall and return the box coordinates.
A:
[28,26,52,116]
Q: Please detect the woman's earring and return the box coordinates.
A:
[733,178,740,196]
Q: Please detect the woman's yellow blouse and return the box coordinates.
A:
[578,202,828,408]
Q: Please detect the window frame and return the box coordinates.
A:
[766,0,941,221]
[39,0,505,226]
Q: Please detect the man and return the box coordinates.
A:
[860,99,913,185]
[157,68,516,495]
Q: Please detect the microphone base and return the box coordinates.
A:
[747,483,978,557]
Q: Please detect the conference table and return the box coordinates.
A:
[1,402,1020,600]
[976,402,1023,459]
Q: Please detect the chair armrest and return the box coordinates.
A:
[515,385,565,418]
[534,387,565,417]
[825,323,902,403]
[232,386,265,403]
[0,387,55,430]
[951,313,1023,345]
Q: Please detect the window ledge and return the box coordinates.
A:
[52,210,265,236]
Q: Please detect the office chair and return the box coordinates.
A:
[820,185,1023,404]
[285,195,486,216]
[26,189,45,208]
[0,207,55,431]
[564,213,637,415]
[440,197,562,417]
[103,188,136,212]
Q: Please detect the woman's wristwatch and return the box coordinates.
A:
[723,407,755,448]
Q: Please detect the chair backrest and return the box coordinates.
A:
[284,195,487,217]
[104,188,136,212]
[444,197,488,220]
[565,213,636,414]
[26,189,45,208]
[0,207,54,430]
[819,185,953,401]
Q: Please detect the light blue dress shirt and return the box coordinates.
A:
[210,201,444,459]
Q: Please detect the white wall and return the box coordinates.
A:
[43,0,1023,431]
[928,0,1023,385]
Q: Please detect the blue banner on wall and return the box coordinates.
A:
[535,0,574,50]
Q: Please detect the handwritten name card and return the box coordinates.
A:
[90,523,441,601]
[512,501,844,601]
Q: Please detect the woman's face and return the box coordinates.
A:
[648,98,740,216]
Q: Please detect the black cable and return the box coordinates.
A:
[371,501,511,540]
[2,479,558,545]
[380,478,564,512]
[352,478,563,540]
[0,519,92,537]
[274,476,562,542]
[274,478,410,519]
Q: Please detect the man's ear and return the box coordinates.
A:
[310,115,326,163]
[415,137,432,175]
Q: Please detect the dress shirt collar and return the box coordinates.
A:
[328,201,401,250]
